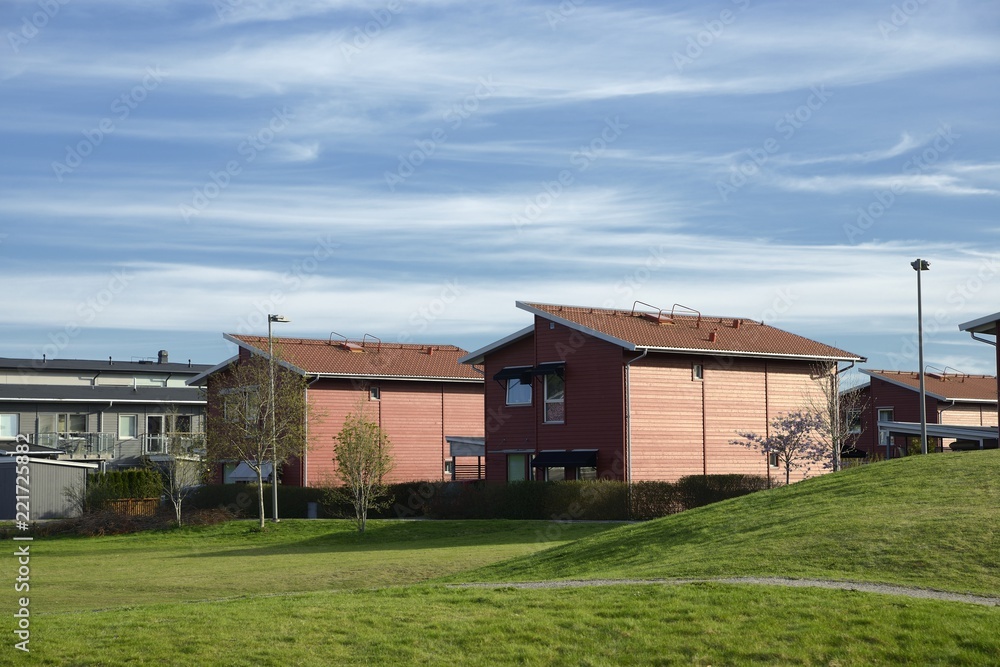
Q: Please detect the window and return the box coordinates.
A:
[0,414,19,440]
[171,415,192,433]
[506,377,532,405]
[768,452,779,468]
[847,409,862,434]
[444,460,454,476]
[58,413,87,434]
[369,386,381,401]
[543,373,565,423]
[119,414,138,439]
[507,454,527,482]
[878,408,894,448]
[545,467,566,481]
[693,364,704,380]
[578,466,598,481]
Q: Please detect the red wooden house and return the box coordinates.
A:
[850,369,998,458]
[194,334,484,485]
[459,301,865,484]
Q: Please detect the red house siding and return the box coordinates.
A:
[287,378,483,486]
[481,322,829,483]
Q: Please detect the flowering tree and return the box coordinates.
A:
[731,411,827,485]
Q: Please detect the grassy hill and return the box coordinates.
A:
[459,451,1000,595]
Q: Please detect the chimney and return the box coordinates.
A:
[708,331,717,343]
[157,350,169,364]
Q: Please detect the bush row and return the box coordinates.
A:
[187,474,770,521]
[87,469,162,510]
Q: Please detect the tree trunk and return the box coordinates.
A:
[256,468,265,529]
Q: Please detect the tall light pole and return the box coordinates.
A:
[268,314,290,522]
[911,259,930,455]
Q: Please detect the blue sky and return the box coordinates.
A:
[1,0,998,380]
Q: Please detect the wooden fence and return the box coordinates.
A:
[104,498,160,517]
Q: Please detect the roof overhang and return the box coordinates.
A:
[223,334,308,375]
[958,312,1000,335]
[459,325,535,365]
[517,301,865,363]
[447,436,485,458]
[308,373,482,383]
[861,369,996,404]
[186,355,239,386]
[876,420,998,443]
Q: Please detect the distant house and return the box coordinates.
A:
[192,334,484,485]
[0,352,210,469]
[459,301,865,484]
[851,369,999,457]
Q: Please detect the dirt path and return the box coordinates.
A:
[450,577,1000,607]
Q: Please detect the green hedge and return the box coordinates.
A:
[88,469,162,511]
[187,474,769,521]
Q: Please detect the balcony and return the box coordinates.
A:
[32,432,118,458]
[29,432,205,461]
[140,432,206,457]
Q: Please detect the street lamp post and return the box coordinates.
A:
[268,314,290,522]
[911,259,930,455]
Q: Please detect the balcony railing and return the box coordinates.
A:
[33,432,118,457]
[141,432,206,457]
[29,432,205,460]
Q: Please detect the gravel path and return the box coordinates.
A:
[450,577,1000,607]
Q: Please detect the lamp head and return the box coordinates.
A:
[911,259,930,271]
[268,315,291,323]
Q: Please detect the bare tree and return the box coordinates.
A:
[150,406,207,526]
[330,405,394,533]
[809,363,869,472]
[206,353,308,528]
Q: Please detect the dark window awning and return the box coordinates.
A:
[531,362,565,377]
[531,450,596,468]
[493,366,533,382]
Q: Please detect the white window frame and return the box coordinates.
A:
[768,451,779,468]
[877,408,894,448]
[847,408,862,434]
[543,373,565,424]
[369,386,381,401]
[505,377,532,406]
[0,413,19,440]
[118,414,138,439]
[693,364,704,381]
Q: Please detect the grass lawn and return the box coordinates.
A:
[3,452,998,665]
[14,519,617,613]
[460,451,1000,596]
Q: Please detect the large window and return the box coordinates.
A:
[877,408,894,448]
[0,414,19,439]
[506,377,532,405]
[847,409,862,434]
[119,414,137,439]
[543,373,565,423]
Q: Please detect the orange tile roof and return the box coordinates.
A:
[227,334,482,382]
[519,302,865,362]
[863,369,997,402]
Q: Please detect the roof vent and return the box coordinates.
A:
[158,350,169,364]
[708,331,718,343]
[733,319,741,329]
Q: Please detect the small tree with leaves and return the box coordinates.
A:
[731,410,827,485]
[206,352,308,528]
[330,407,394,533]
